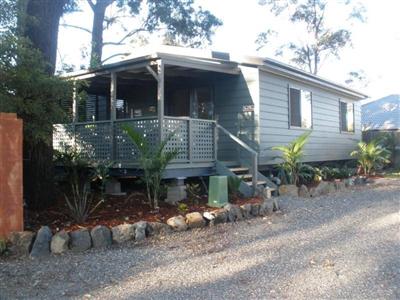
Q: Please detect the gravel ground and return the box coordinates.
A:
[1,180,399,300]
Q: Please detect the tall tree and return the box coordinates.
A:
[257,0,365,75]
[0,0,73,209]
[19,0,76,74]
[65,0,222,67]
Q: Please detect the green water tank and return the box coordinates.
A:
[208,176,228,208]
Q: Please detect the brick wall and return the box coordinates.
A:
[0,113,23,238]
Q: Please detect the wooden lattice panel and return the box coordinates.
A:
[75,122,112,161]
[163,118,189,162]
[191,120,215,161]
[114,118,159,162]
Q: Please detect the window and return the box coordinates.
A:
[340,100,354,132]
[289,87,312,128]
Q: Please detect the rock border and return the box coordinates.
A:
[3,196,280,259]
[278,176,367,198]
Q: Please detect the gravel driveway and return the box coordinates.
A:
[1,180,399,299]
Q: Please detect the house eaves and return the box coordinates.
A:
[62,51,240,80]
[258,58,368,100]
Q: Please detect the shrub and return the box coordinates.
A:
[298,164,318,185]
[177,203,188,214]
[351,140,391,176]
[92,161,113,202]
[186,183,202,205]
[122,126,180,209]
[228,176,243,198]
[272,131,311,185]
[0,238,6,256]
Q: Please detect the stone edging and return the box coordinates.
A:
[4,198,281,259]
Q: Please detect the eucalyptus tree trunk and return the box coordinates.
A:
[88,0,113,68]
[23,0,66,74]
[18,0,67,209]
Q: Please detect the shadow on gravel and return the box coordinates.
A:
[1,185,399,299]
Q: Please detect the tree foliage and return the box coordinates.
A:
[64,0,222,67]
[0,3,73,208]
[257,0,365,74]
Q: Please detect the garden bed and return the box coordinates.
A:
[25,192,262,233]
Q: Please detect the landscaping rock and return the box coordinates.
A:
[298,185,310,197]
[90,226,112,248]
[240,204,252,219]
[111,224,135,244]
[279,184,298,197]
[167,216,188,231]
[148,222,172,236]
[310,181,335,197]
[354,176,367,185]
[8,231,35,256]
[211,209,228,225]
[262,187,272,200]
[134,221,151,242]
[51,230,70,254]
[224,204,243,222]
[334,181,346,192]
[30,226,52,258]
[185,212,206,229]
[250,203,260,217]
[272,198,281,211]
[344,178,355,187]
[259,201,271,216]
[70,228,91,252]
[203,212,215,224]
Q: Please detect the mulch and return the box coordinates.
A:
[25,192,262,233]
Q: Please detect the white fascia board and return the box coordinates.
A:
[259,64,367,100]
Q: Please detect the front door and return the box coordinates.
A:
[166,86,214,119]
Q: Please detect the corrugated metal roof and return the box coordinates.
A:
[362,94,400,130]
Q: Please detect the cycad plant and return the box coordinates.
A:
[54,146,103,223]
[272,131,311,185]
[350,140,391,176]
[122,126,180,209]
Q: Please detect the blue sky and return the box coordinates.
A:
[58,0,400,100]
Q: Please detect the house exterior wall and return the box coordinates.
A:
[258,70,362,165]
[214,66,260,162]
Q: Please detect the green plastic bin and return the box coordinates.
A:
[208,176,228,208]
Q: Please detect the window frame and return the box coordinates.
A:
[339,99,355,134]
[288,85,313,130]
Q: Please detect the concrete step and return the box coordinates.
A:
[240,174,253,181]
[229,167,249,174]
[245,180,267,186]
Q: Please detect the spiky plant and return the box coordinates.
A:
[122,126,179,209]
[350,140,391,176]
[272,131,311,185]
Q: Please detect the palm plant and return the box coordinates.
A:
[350,140,391,176]
[122,126,180,209]
[272,131,311,185]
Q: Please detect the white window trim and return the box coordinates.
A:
[288,84,313,130]
[339,99,355,134]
